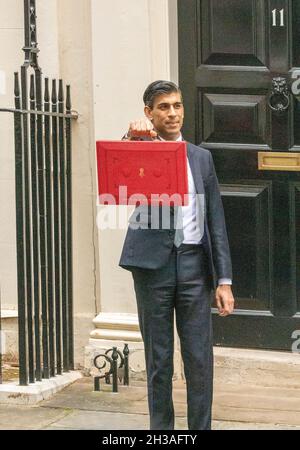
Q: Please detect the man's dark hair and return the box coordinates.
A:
[143,80,182,109]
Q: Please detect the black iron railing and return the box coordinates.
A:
[0,0,78,386]
[93,345,130,393]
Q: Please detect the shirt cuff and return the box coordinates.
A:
[218,278,232,286]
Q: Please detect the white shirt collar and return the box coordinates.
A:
[158,134,183,142]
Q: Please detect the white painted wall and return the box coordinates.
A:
[0,0,23,309]
[91,0,179,315]
[0,0,98,366]
[0,0,179,365]
[0,0,60,309]
[36,0,60,79]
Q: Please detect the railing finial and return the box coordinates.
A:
[23,0,40,67]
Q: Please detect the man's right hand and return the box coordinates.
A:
[126,119,158,140]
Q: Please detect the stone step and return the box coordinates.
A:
[167,381,300,425]
[0,310,18,362]
[213,383,300,426]
[214,347,300,388]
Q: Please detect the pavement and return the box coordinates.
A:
[0,375,300,430]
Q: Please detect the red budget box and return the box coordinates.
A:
[96,140,189,206]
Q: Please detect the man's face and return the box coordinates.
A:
[144,91,184,141]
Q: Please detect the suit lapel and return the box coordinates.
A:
[149,137,205,195]
[186,143,204,194]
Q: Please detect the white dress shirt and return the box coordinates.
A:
[161,134,232,286]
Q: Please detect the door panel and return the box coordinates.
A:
[293,97,300,145]
[222,183,272,311]
[292,1,300,66]
[290,182,300,310]
[202,93,271,145]
[178,0,300,350]
[200,0,268,66]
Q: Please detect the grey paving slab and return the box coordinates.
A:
[214,405,300,426]
[0,404,72,430]
[212,421,300,430]
[44,410,190,431]
[1,376,300,431]
[41,378,150,415]
[44,410,150,430]
[40,377,188,417]
[43,411,300,431]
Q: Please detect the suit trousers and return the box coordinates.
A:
[132,243,213,430]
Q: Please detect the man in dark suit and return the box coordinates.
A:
[119,80,234,430]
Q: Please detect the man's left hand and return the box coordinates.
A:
[215,285,235,317]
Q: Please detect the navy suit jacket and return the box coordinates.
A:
[119,142,232,289]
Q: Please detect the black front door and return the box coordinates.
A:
[178,0,300,350]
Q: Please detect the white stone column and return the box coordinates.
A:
[85,312,146,379]
[0,1,25,312]
[56,0,101,368]
[86,0,181,380]
[0,0,61,360]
